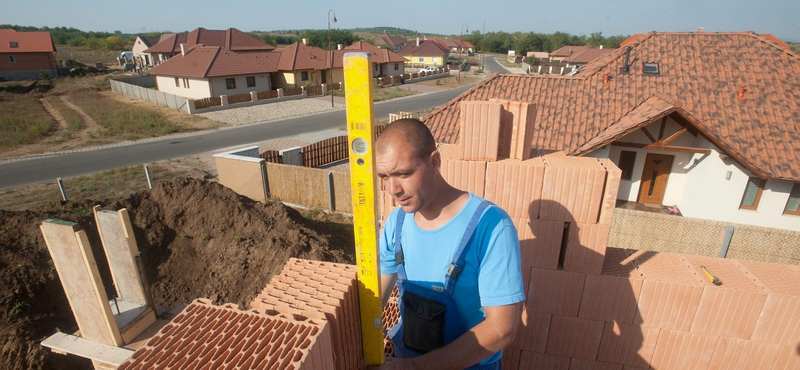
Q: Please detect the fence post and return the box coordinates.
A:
[327,171,335,211]
[143,164,153,189]
[186,99,196,114]
[301,86,308,97]
[277,88,284,99]
[718,225,735,258]
[221,95,229,106]
[261,161,270,201]
[57,177,68,201]
[322,84,328,96]
[250,91,258,102]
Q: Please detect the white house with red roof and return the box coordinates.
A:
[0,29,58,80]
[144,28,275,66]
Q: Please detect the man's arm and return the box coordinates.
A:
[375,301,523,370]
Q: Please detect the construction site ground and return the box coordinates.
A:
[0,177,356,370]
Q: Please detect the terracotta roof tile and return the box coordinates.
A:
[275,42,327,71]
[425,31,800,181]
[0,29,55,53]
[144,27,274,54]
[373,31,406,47]
[397,40,449,56]
[148,46,277,78]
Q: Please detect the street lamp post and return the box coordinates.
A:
[328,9,337,108]
[459,25,468,84]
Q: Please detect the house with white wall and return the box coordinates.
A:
[133,34,174,67]
[147,45,278,99]
[425,31,800,231]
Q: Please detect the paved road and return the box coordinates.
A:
[0,56,504,190]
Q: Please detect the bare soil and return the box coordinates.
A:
[0,177,355,370]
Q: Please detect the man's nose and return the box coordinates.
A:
[387,177,402,195]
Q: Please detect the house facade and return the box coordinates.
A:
[398,39,449,68]
[133,34,174,67]
[271,41,329,89]
[0,29,58,80]
[425,31,800,231]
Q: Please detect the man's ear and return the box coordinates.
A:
[430,150,441,170]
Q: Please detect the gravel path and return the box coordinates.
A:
[198,98,343,126]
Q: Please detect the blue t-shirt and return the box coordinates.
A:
[380,194,525,363]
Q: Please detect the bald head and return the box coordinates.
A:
[376,118,437,159]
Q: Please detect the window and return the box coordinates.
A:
[183,78,190,88]
[739,177,766,210]
[8,55,15,63]
[394,63,399,70]
[301,71,309,81]
[246,76,256,87]
[419,56,424,62]
[643,62,660,74]
[374,63,378,71]
[432,57,438,63]
[784,184,800,216]
[174,77,180,87]
[618,151,637,180]
[225,78,236,89]
[9,41,18,48]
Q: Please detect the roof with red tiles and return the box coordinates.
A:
[550,45,591,58]
[0,29,56,53]
[397,40,450,56]
[373,31,407,47]
[424,31,800,181]
[341,41,407,65]
[569,48,616,63]
[274,42,328,71]
[143,27,274,54]
[148,45,278,78]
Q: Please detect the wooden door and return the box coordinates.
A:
[638,153,674,204]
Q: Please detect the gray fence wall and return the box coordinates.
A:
[608,207,800,265]
[110,77,186,112]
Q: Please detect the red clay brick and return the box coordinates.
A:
[578,274,642,324]
[437,143,461,160]
[736,259,800,296]
[440,159,488,198]
[596,322,660,368]
[513,218,564,270]
[459,101,502,161]
[494,100,536,160]
[545,315,603,360]
[597,158,621,225]
[527,268,586,317]
[649,329,718,370]
[568,357,623,370]
[601,248,643,279]
[563,223,611,275]
[634,280,703,331]
[485,159,546,219]
[771,345,800,370]
[750,295,800,346]
[510,312,551,353]
[540,155,606,223]
[707,336,782,370]
[501,348,521,370]
[518,350,570,370]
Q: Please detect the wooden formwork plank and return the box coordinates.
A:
[94,207,148,305]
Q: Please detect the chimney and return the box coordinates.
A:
[698,27,705,33]
[337,44,343,50]
[302,38,308,45]
[599,45,603,49]
[604,72,610,87]
[737,85,747,100]
[180,43,186,56]
[416,37,420,47]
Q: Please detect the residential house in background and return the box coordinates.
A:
[132,34,174,67]
[548,45,590,62]
[0,28,58,80]
[373,31,407,52]
[340,41,406,78]
[397,39,449,68]
[564,47,616,68]
[144,27,275,65]
[147,45,278,99]
[431,38,476,54]
[271,40,329,89]
[425,31,800,231]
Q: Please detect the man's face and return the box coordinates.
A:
[376,140,439,214]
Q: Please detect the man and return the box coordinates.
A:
[374,119,525,369]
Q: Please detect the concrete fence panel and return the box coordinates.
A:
[214,154,267,203]
[332,172,352,213]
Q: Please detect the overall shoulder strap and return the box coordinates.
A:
[444,200,491,293]
[393,209,408,281]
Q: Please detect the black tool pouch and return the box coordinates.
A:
[401,291,446,353]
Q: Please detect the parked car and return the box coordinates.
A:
[118,51,134,62]
[419,66,439,74]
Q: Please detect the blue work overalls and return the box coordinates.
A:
[387,200,501,370]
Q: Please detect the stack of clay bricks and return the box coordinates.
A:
[249,258,362,370]
[381,286,400,356]
[115,298,333,370]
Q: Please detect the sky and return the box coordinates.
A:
[4,0,800,42]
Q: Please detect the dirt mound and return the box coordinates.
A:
[0,177,355,370]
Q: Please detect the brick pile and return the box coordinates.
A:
[115,298,333,370]
[249,258,361,370]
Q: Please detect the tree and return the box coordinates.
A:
[299,29,360,49]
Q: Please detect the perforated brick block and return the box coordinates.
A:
[568,357,623,370]
[513,218,564,270]
[485,159,546,219]
[596,158,621,225]
[738,259,800,346]
[563,223,611,275]
[518,350,570,370]
[648,329,718,370]
[440,159,488,198]
[771,345,800,370]
[509,312,551,353]
[707,336,782,370]
[527,268,586,317]
[601,248,642,279]
[634,280,704,331]
[545,315,603,360]
[596,322,660,368]
[578,274,642,324]
[117,299,334,370]
[459,101,502,161]
[540,155,607,224]
[501,348,521,370]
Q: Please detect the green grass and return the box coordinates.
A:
[69,92,178,139]
[0,94,54,149]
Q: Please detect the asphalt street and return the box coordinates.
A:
[0,56,504,190]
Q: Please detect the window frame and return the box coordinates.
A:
[9,41,18,48]
[618,150,637,181]
[300,71,309,81]
[225,78,236,90]
[394,63,399,70]
[418,56,424,62]
[739,177,766,210]
[183,78,190,88]
[643,62,660,75]
[246,76,256,88]
[174,77,180,87]
[8,55,15,63]
[783,183,800,216]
